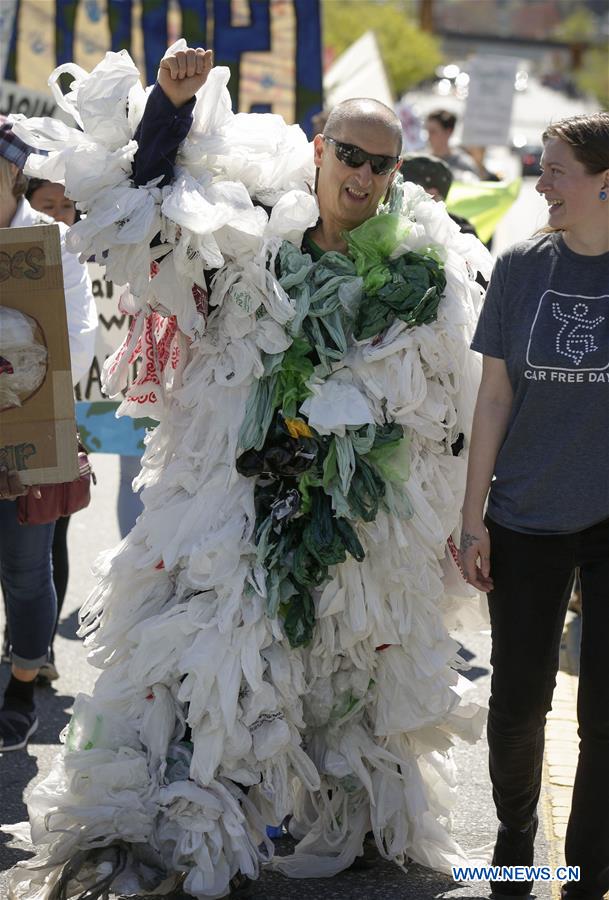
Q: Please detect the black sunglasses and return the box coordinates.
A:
[323,136,399,176]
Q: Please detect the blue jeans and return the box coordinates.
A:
[0,500,56,669]
[118,454,144,538]
[486,515,609,900]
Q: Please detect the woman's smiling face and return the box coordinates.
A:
[536,137,608,235]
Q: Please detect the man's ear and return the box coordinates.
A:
[382,166,399,204]
[313,134,325,168]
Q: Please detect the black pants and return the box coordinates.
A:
[50,515,70,645]
[486,516,609,900]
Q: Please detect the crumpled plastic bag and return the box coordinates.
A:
[266,189,319,245]
[346,212,413,293]
[0,308,47,408]
[48,50,141,149]
[354,251,445,341]
[300,377,375,436]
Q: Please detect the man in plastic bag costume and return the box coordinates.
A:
[6,43,493,899]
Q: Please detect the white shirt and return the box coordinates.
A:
[10,198,97,384]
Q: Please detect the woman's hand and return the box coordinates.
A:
[459,519,494,593]
[0,468,41,501]
[158,47,213,108]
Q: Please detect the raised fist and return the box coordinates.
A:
[158,47,213,108]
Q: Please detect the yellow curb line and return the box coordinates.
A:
[542,619,580,900]
[543,668,579,900]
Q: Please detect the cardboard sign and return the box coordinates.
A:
[0,224,79,484]
[461,56,519,147]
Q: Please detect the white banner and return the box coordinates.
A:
[0,80,63,120]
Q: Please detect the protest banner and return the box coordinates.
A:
[3,0,322,133]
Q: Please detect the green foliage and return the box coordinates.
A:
[575,46,609,110]
[323,0,443,95]
[552,8,597,41]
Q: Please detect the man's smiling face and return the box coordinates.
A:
[313,119,400,233]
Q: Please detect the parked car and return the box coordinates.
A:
[517,144,543,177]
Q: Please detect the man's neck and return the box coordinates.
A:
[308,219,349,254]
[0,194,18,228]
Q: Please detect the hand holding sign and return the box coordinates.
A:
[0,467,41,500]
[158,47,213,109]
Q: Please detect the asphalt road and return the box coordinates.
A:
[0,452,563,900]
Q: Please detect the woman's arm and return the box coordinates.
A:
[460,354,513,591]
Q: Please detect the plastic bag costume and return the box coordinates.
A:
[6,42,493,899]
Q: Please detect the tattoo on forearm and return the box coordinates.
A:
[460,531,478,554]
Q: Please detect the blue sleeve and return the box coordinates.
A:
[471,252,509,359]
[133,83,196,187]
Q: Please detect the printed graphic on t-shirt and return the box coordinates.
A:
[525,291,609,382]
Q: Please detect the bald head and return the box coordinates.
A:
[323,98,403,156]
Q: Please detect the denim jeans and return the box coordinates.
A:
[486,515,609,899]
[118,454,144,539]
[0,500,56,669]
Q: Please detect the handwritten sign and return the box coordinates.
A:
[0,224,79,484]
[74,263,155,455]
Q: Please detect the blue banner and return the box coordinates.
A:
[4,0,322,133]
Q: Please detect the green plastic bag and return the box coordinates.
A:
[346,213,412,293]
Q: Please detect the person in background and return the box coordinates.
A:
[0,119,97,750]
[460,111,609,900]
[22,179,78,682]
[425,109,480,180]
[25,177,78,226]
[117,454,145,537]
[464,145,501,182]
[26,180,145,542]
[399,152,479,237]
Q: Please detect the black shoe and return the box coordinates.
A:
[348,832,380,871]
[561,885,606,899]
[0,705,38,752]
[229,872,253,896]
[36,659,59,684]
[490,813,538,897]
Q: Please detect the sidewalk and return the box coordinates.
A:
[0,454,584,899]
[543,611,582,898]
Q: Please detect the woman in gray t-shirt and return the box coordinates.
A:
[460,112,609,900]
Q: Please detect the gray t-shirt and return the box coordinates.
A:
[471,232,609,534]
